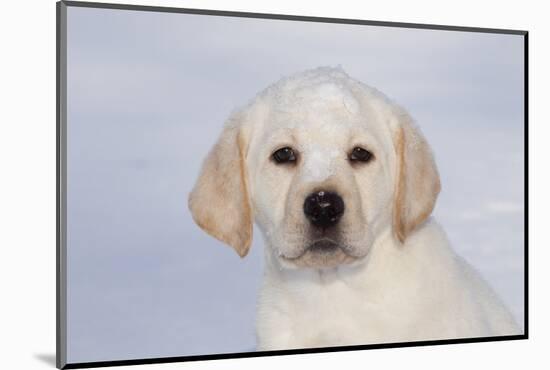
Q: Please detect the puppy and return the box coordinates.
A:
[189,67,521,350]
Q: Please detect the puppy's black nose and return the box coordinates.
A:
[303,191,345,229]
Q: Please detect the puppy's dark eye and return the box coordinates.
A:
[349,147,373,163]
[272,147,297,164]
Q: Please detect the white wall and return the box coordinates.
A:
[0,0,545,369]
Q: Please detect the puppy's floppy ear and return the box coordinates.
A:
[188,113,253,257]
[392,110,441,243]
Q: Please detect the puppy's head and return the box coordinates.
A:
[189,67,440,269]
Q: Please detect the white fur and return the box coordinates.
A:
[189,67,521,351]
[256,221,520,349]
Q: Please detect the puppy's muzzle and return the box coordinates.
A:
[303,191,345,230]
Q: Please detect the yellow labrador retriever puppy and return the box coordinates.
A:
[189,67,520,350]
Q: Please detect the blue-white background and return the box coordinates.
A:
[66,7,524,363]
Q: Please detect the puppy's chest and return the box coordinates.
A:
[292,290,368,343]
[268,279,405,346]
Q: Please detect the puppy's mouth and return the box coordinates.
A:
[281,239,358,269]
[308,239,341,254]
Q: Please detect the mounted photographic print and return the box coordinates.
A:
[57,1,528,368]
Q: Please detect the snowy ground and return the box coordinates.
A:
[66,7,524,363]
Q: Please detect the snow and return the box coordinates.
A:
[65,7,524,363]
[301,145,341,182]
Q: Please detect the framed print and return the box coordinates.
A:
[57,1,528,368]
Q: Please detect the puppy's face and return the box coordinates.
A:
[189,68,440,270]
[248,84,395,269]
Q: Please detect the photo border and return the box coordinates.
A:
[56,1,529,368]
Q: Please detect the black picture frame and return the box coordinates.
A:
[56,1,529,368]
